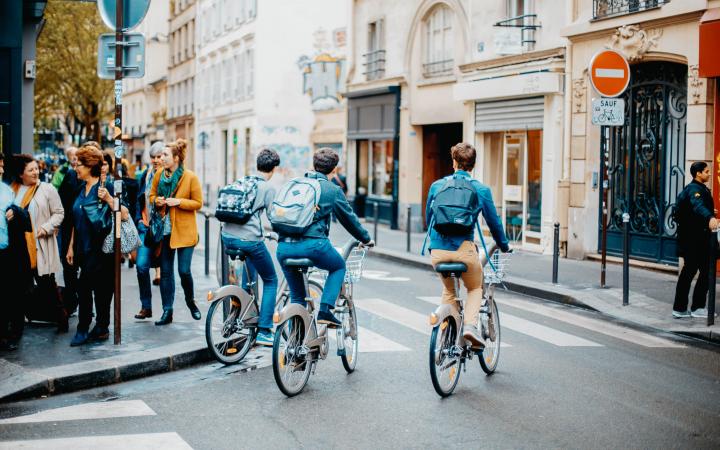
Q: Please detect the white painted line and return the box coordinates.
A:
[0,400,155,425]
[417,296,441,305]
[595,68,625,78]
[496,297,685,348]
[501,313,603,347]
[358,326,411,352]
[360,298,509,347]
[0,432,192,450]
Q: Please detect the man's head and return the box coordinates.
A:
[690,161,710,183]
[65,147,78,168]
[256,148,280,177]
[451,143,476,172]
[313,147,340,175]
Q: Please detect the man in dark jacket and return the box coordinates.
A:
[673,161,718,319]
[276,148,373,327]
[57,166,82,315]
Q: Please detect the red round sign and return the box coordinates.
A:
[588,50,630,98]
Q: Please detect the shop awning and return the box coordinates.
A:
[699,8,720,78]
[347,86,399,140]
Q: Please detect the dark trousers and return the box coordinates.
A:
[159,236,195,312]
[77,254,114,332]
[0,249,26,342]
[61,259,79,314]
[674,247,710,312]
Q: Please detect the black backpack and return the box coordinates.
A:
[215,176,263,224]
[430,176,481,235]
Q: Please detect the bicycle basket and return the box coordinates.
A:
[483,252,510,285]
[344,246,367,283]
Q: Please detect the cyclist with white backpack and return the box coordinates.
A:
[217,148,281,346]
[270,147,373,328]
[423,143,510,349]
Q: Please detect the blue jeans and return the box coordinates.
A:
[135,226,153,310]
[159,236,195,312]
[222,233,278,330]
[277,239,345,311]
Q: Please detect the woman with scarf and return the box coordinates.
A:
[10,154,67,332]
[149,139,203,325]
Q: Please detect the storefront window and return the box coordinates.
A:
[357,139,394,199]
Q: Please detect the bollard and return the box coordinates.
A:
[552,222,560,284]
[373,202,379,245]
[204,212,210,277]
[708,230,718,326]
[622,212,630,306]
[406,206,412,253]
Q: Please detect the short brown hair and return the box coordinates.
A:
[167,139,188,164]
[451,143,476,171]
[76,146,104,177]
[81,141,101,150]
[313,147,339,174]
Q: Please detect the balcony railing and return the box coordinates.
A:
[593,0,669,20]
[363,50,386,81]
[422,59,454,78]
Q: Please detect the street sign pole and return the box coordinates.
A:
[113,0,124,345]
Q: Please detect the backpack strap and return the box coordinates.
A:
[421,216,434,256]
[476,220,497,273]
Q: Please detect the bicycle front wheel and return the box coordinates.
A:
[205,297,256,365]
[272,315,312,397]
[479,294,501,374]
[339,297,359,373]
[429,318,461,397]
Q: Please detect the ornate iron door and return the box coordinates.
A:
[599,62,687,264]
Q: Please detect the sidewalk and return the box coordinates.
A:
[331,221,719,345]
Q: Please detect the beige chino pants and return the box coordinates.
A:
[430,241,484,326]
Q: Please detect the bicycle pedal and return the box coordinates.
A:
[479,306,489,314]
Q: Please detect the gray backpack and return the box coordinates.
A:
[269,177,321,236]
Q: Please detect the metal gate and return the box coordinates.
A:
[599,61,687,264]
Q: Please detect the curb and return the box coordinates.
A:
[369,247,719,347]
[1,346,211,404]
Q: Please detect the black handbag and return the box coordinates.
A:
[82,201,112,238]
[143,206,166,247]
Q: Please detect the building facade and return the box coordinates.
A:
[122,0,169,168]
[563,0,718,265]
[166,0,197,170]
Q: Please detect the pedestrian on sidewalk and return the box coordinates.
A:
[149,139,203,326]
[67,145,129,346]
[672,161,718,319]
[424,143,510,348]
[57,150,84,317]
[10,154,67,333]
[219,148,280,346]
[133,141,164,320]
[0,152,33,351]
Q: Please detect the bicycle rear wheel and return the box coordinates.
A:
[479,295,501,374]
[205,298,257,365]
[272,315,312,397]
[338,297,359,373]
[429,318,461,397]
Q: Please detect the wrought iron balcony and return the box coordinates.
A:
[363,50,386,81]
[593,0,669,20]
[422,59,454,77]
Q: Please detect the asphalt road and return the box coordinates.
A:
[1,256,719,449]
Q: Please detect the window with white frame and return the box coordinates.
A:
[213,63,220,105]
[234,53,244,99]
[248,0,256,19]
[237,0,246,24]
[245,48,254,98]
[365,19,385,81]
[423,5,454,77]
[223,58,231,101]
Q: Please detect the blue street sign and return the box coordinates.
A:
[97,32,145,79]
[98,0,151,31]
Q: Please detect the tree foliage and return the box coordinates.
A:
[35,0,113,144]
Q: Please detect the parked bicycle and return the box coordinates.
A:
[205,234,323,365]
[271,239,369,397]
[428,244,508,397]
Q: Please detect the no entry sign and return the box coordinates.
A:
[588,49,630,98]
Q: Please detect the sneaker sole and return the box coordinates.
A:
[463,332,485,350]
[672,314,691,319]
[317,319,341,328]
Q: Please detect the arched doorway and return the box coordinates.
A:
[599,61,688,264]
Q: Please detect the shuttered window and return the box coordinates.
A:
[475,97,544,132]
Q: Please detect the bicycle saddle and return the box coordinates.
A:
[283,258,314,268]
[225,248,247,260]
[435,262,467,275]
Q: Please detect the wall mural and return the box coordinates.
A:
[258,124,311,182]
[297,27,347,111]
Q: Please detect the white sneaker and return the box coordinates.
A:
[690,308,708,318]
[672,310,691,319]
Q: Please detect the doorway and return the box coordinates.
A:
[421,123,463,226]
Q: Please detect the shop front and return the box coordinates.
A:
[346,87,400,228]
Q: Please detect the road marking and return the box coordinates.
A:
[0,400,155,425]
[595,68,625,78]
[358,326,410,352]
[358,298,509,346]
[0,432,192,450]
[362,270,410,282]
[496,297,685,348]
[500,313,603,347]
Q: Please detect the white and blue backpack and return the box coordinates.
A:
[215,176,263,224]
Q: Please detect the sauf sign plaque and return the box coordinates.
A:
[592,98,625,126]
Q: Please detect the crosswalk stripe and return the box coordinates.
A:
[500,313,603,347]
[495,297,684,348]
[0,400,155,425]
[357,326,411,352]
[0,432,192,450]
[357,298,509,347]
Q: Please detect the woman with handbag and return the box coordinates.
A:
[9,154,67,333]
[149,139,203,325]
[66,145,130,346]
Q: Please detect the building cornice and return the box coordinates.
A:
[458,47,566,73]
[563,11,706,43]
[346,76,405,93]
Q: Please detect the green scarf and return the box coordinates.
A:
[158,165,184,199]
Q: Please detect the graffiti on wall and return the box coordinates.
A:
[258,124,312,182]
[298,28,346,111]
